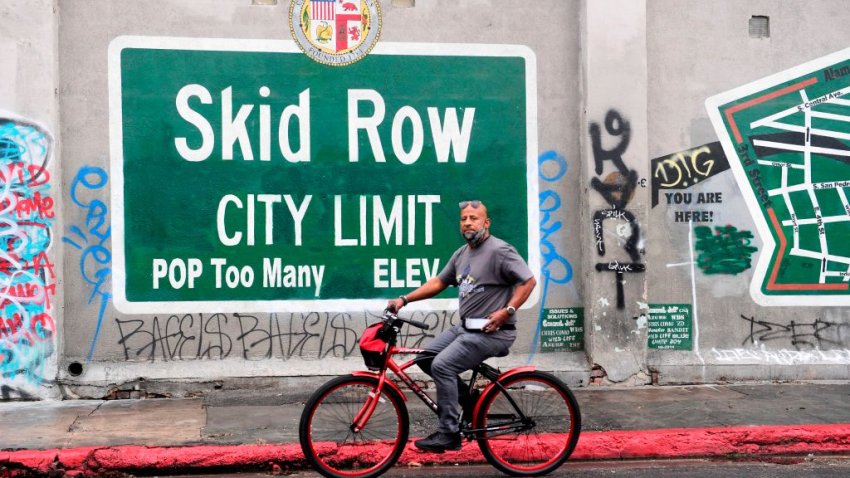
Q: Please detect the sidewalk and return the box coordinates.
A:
[2,382,849,476]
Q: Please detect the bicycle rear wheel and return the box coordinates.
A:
[475,371,581,476]
[299,374,409,478]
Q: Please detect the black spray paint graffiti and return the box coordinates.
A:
[589,110,645,309]
[740,314,849,351]
[590,110,638,209]
[1,384,34,400]
[116,310,460,362]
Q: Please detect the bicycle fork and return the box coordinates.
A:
[351,374,396,433]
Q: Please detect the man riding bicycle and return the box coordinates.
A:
[386,200,536,453]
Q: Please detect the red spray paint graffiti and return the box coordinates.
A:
[0,117,57,393]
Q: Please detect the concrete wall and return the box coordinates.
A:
[0,0,848,400]
[582,0,650,384]
[646,0,850,383]
[55,0,585,399]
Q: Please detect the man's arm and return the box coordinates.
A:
[483,276,537,333]
[386,276,449,312]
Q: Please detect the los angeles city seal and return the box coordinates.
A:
[290,0,382,66]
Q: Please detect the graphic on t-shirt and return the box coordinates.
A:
[458,274,476,298]
[457,264,482,298]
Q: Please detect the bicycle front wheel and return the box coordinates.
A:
[299,374,409,478]
[475,371,581,476]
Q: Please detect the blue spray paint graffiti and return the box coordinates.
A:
[0,118,56,390]
[63,166,111,361]
[529,150,574,359]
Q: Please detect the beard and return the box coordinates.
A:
[463,228,488,248]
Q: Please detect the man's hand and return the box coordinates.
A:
[384,277,447,314]
[483,308,511,333]
[386,297,405,313]
[481,277,536,333]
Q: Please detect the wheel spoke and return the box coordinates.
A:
[300,377,408,478]
[476,372,581,476]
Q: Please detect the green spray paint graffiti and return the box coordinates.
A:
[694,225,758,275]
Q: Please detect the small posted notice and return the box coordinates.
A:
[540,308,584,352]
[648,304,692,350]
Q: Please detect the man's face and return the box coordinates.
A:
[460,204,490,239]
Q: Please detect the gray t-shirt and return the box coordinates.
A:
[437,235,533,324]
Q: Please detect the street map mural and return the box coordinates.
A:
[707,46,850,306]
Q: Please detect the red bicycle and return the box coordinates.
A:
[299,311,581,477]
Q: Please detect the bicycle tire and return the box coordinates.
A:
[299,374,409,478]
[474,371,581,476]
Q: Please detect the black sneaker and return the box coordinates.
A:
[414,431,462,453]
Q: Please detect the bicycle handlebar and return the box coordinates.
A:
[383,310,432,330]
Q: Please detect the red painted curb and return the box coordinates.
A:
[3,424,849,476]
[572,424,850,460]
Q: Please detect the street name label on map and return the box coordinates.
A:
[797,90,843,111]
[812,180,850,190]
[823,65,850,81]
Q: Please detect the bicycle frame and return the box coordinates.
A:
[350,345,431,432]
[351,341,537,438]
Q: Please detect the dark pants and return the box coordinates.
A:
[417,325,514,433]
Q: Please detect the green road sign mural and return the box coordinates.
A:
[707,47,850,306]
[108,37,539,313]
[648,304,692,351]
[539,308,584,352]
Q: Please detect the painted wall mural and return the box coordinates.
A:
[108,37,539,315]
[707,46,850,306]
[0,116,56,398]
[111,150,579,364]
